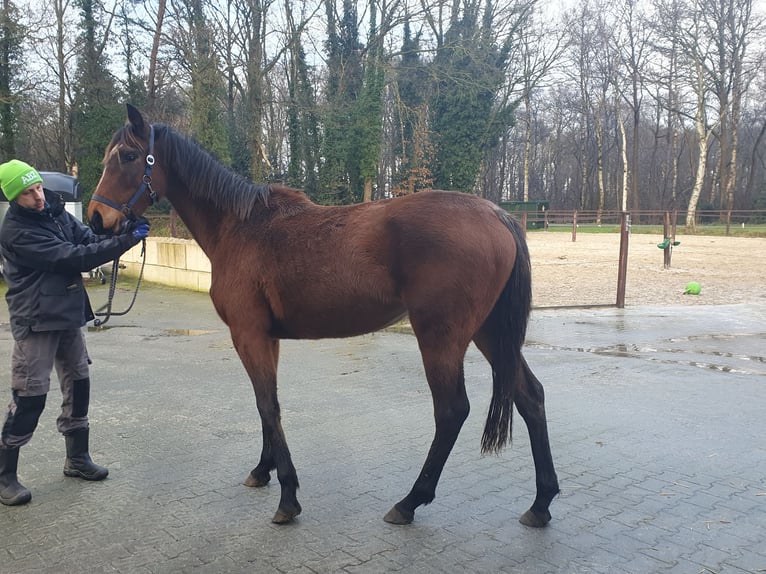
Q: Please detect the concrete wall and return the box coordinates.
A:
[118,237,212,293]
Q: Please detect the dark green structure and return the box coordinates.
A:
[499,200,549,229]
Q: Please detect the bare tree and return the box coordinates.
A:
[564,1,598,211]
[699,0,762,213]
[742,62,766,205]
[611,0,652,211]
[676,0,718,227]
[23,0,78,170]
[515,8,567,202]
[147,0,166,111]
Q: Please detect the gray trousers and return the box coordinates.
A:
[1,328,91,449]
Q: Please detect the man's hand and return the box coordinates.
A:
[132,220,150,240]
[123,217,150,240]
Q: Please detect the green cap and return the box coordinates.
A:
[0,159,43,201]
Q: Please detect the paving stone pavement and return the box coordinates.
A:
[1,281,764,574]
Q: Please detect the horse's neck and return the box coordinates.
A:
[165,186,225,257]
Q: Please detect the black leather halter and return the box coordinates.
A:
[92,124,158,220]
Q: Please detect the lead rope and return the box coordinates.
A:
[93,238,147,327]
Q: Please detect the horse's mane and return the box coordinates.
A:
[111,122,271,221]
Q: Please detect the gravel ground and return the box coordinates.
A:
[527,232,766,308]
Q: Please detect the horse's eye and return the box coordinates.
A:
[120,150,139,163]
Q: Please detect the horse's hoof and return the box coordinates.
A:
[519,507,552,528]
[272,503,301,524]
[383,504,414,525]
[243,472,269,487]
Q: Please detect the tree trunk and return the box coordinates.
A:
[363,177,373,202]
[617,102,628,212]
[523,92,531,202]
[147,0,166,110]
[686,83,710,229]
[594,115,604,223]
[247,0,267,181]
[744,119,766,200]
[579,112,588,210]
[55,0,68,170]
[718,99,730,210]
[724,0,749,210]
[629,33,641,212]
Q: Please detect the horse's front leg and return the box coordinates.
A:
[253,383,301,524]
[243,427,273,487]
[233,333,301,524]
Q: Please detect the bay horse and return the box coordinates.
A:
[88,104,559,526]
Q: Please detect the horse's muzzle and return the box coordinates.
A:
[89,210,107,235]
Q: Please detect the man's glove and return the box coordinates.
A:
[123,216,150,240]
[132,220,150,240]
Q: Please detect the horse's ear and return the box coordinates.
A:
[126,103,146,133]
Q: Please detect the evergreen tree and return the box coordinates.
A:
[320,0,363,204]
[71,0,125,203]
[242,0,270,182]
[429,0,517,192]
[118,3,148,110]
[187,0,229,164]
[391,16,432,195]
[352,0,385,202]
[0,0,22,159]
[286,28,320,196]
[228,97,250,177]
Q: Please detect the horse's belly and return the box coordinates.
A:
[272,304,407,340]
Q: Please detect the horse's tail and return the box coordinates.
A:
[481,210,532,454]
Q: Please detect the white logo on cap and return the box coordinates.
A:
[21,171,38,185]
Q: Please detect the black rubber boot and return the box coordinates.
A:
[0,447,32,506]
[63,428,109,481]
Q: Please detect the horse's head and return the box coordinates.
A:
[88,104,164,234]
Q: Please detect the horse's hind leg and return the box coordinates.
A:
[514,354,559,527]
[384,344,470,525]
[472,333,559,527]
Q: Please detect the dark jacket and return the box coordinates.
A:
[0,191,141,340]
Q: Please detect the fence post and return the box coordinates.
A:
[520,210,528,239]
[170,209,178,238]
[663,211,671,269]
[616,211,630,308]
[572,210,577,242]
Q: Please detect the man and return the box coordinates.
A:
[0,159,149,506]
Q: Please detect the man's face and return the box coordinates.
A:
[15,182,45,211]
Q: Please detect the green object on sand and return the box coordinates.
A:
[684,281,701,295]
[657,238,681,249]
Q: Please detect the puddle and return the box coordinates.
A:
[526,340,764,375]
[87,325,111,332]
[162,329,219,336]
[87,324,145,332]
[668,332,766,343]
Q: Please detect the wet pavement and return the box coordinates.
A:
[0,280,764,573]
